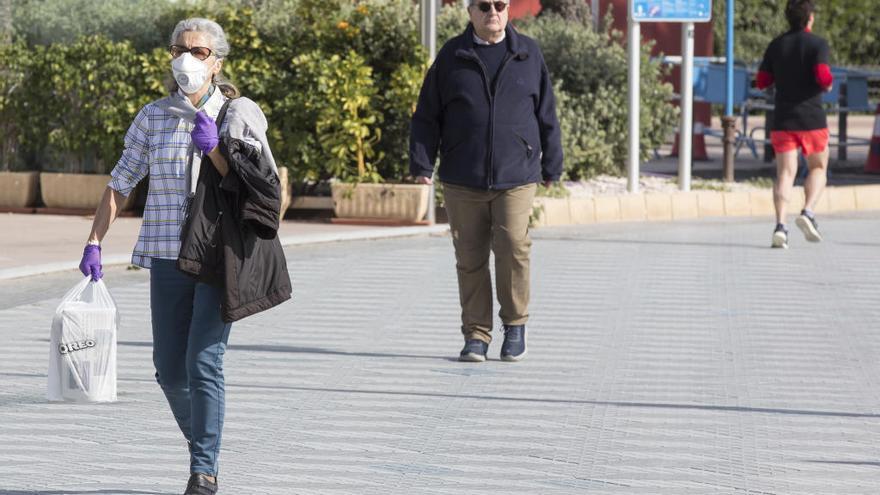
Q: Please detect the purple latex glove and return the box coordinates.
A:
[79,244,103,281]
[191,111,219,154]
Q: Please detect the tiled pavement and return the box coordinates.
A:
[1,213,879,494]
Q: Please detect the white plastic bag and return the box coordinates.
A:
[48,276,118,402]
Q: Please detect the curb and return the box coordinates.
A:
[532,184,880,227]
[0,224,450,282]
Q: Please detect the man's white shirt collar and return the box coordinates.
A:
[473,31,506,45]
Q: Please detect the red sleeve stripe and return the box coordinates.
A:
[756,70,774,90]
[814,63,833,88]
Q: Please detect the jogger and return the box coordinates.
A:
[756,0,832,249]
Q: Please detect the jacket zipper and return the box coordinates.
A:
[488,54,513,189]
[461,49,513,190]
[209,211,223,248]
[467,54,495,189]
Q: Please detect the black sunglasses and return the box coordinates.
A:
[169,45,214,61]
[476,1,507,13]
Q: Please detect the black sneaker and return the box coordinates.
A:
[796,210,823,242]
[459,339,488,362]
[500,325,527,362]
[771,224,788,249]
[184,473,218,495]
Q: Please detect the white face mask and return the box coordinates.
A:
[172,53,213,95]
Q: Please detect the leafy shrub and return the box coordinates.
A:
[710,0,786,64]
[255,0,427,182]
[47,36,158,173]
[0,41,26,170]
[4,35,166,173]
[299,50,383,182]
[518,13,678,178]
[11,0,180,52]
[438,3,470,44]
[538,0,592,24]
[2,0,678,183]
[712,0,880,67]
[380,61,427,171]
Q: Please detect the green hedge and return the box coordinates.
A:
[0,37,162,173]
[1,0,678,182]
[712,0,880,67]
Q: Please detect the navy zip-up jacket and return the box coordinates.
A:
[409,23,563,190]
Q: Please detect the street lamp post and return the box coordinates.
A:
[626,2,641,194]
[420,0,438,61]
[419,0,438,224]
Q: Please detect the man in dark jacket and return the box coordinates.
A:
[410,0,563,363]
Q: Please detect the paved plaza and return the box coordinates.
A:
[1,213,879,494]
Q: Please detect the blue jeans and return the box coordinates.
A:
[150,258,232,477]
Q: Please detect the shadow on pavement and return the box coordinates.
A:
[118,341,454,362]
[0,372,45,379]
[111,343,880,419]
[534,236,767,250]
[832,241,880,247]
[804,460,880,467]
[0,491,171,495]
[222,382,880,420]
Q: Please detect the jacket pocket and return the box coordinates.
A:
[515,133,534,159]
[440,137,466,157]
[492,125,542,187]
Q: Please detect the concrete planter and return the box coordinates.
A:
[331,183,430,222]
[0,171,39,208]
[530,184,880,228]
[40,173,137,211]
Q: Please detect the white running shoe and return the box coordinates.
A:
[770,230,788,249]
[796,212,823,242]
[771,225,788,249]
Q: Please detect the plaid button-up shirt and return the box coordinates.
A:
[109,89,227,269]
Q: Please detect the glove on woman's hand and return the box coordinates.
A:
[79,244,103,281]
[191,111,219,154]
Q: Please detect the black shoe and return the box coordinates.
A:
[771,223,788,249]
[500,325,527,362]
[459,339,488,362]
[184,473,218,495]
[796,210,822,242]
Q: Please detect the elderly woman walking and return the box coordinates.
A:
[79,18,291,494]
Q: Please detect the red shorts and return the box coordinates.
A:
[770,128,829,156]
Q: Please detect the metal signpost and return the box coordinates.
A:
[419,0,438,224]
[419,0,438,61]
[721,0,736,183]
[627,0,712,193]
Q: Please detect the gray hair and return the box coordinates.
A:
[169,18,240,98]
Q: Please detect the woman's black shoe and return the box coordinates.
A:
[184,473,218,495]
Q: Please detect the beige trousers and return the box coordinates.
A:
[442,182,537,344]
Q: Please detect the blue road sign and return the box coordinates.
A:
[631,0,712,22]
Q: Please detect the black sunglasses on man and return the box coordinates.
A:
[476,1,507,13]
